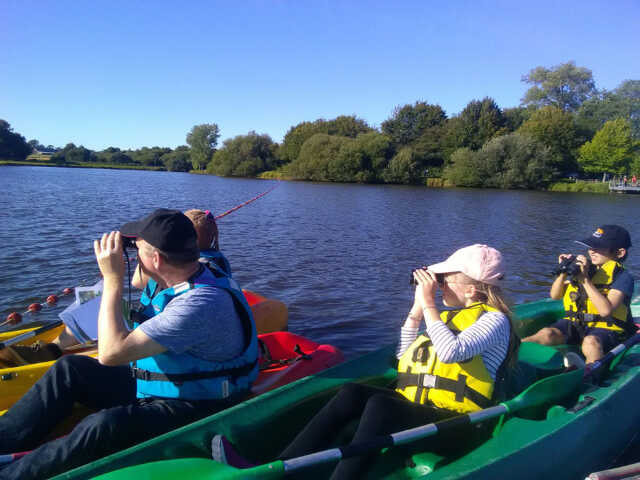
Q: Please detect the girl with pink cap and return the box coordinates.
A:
[212,244,518,479]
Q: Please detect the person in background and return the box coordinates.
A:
[212,244,518,479]
[523,225,634,365]
[0,209,258,479]
[184,209,232,276]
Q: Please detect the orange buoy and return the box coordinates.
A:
[46,295,59,305]
[27,303,42,312]
[62,288,73,295]
[6,312,22,325]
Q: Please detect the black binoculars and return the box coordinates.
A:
[122,236,137,251]
[551,255,581,277]
[410,269,444,286]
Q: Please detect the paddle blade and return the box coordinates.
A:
[93,458,286,480]
[502,367,584,414]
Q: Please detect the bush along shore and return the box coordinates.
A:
[2,62,639,191]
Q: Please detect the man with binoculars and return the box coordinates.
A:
[524,225,635,365]
[0,209,258,479]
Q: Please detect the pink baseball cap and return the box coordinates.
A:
[428,244,505,286]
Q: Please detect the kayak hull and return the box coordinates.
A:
[59,298,640,480]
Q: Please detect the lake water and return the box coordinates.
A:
[0,166,638,359]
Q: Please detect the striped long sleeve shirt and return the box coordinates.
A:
[396,310,511,380]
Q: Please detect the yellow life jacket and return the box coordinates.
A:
[395,303,498,414]
[563,260,633,334]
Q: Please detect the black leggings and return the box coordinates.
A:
[279,382,457,480]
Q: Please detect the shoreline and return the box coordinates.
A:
[0,160,611,194]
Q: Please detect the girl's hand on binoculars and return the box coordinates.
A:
[413,268,438,308]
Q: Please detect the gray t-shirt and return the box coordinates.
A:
[139,286,245,362]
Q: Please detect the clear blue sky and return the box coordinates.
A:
[2,0,639,151]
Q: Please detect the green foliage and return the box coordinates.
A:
[287,134,350,181]
[283,131,394,183]
[443,148,483,187]
[503,107,533,132]
[381,147,423,184]
[186,124,220,170]
[444,134,555,189]
[161,147,192,172]
[128,147,171,166]
[518,106,580,175]
[578,119,635,175]
[443,97,507,158]
[51,143,97,163]
[576,79,640,139]
[381,102,446,146]
[207,131,277,177]
[277,115,372,164]
[0,120,31,160]
[547,180,609,193]
[521,61,597,112]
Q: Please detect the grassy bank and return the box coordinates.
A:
[1,158,164,171]
[547,180,609,193]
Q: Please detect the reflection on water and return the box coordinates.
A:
[1,166,638,358]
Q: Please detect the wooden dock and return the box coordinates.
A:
[609,182,640,194]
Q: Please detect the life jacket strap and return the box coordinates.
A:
[565,311,635,335]
[396,371,493,409]
[257,339,312,371]
[131,359,258,385]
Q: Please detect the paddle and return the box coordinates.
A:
[584,332,640,380]
[0,321,63,351]
[90,368,585,480]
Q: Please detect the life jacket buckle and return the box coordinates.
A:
[419,373,436,388]
[131,367,151,381]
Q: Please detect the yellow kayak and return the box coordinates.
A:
[0,290,287,412]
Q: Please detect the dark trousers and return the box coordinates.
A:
[0,355,230,479]
[280,382,457,480]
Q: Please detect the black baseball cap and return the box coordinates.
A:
[575,225,632,250]
[120,209,199,261]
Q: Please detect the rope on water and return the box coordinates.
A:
[214,183,278,220]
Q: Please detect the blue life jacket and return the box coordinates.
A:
[200,249,232,277]
[132,265,258,400]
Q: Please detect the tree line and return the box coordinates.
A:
[3,61,639,188]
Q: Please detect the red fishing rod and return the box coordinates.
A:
[214,183,278,220]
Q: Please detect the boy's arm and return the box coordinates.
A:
[580,278,624,317]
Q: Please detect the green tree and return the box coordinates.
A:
[443,97,507,157]
[578,119,635,175]
[521,61,597,112]
[480,133,555,189]
[381,102,446,147]
[162,146,192,172]
[186,124,220,170]
[207,131,278,177]
[278,116,372,164]
[503,107,532,132]
[381,147,423,184]
[518,106,580,175]
[443,148,483,187]
[287,133,350,181]
[577,79,640,139]
[0,120,32,160]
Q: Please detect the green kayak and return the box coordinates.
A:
[55,297,640,480]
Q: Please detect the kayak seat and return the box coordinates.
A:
[504,342,567,399]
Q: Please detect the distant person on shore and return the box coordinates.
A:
[0,209,258,479]
[632,175,637,185]
[523,225,634,365]
[212,244,519,479]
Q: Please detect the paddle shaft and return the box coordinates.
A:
[283,404,506,470]
[0,320,63,351]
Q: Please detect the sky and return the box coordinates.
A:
[2,0,639,151]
